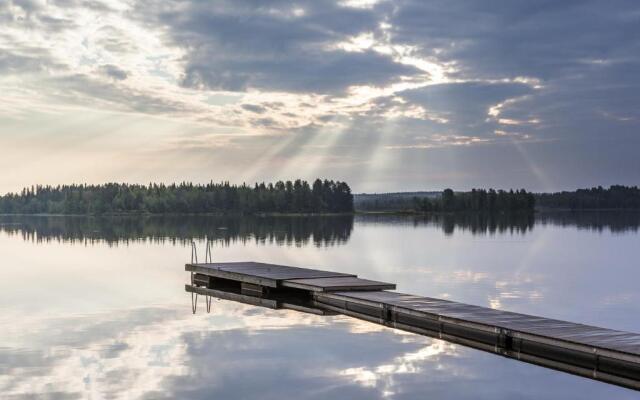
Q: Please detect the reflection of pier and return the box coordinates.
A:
[186,262,640,391]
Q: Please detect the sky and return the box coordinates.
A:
[0,0,639,194]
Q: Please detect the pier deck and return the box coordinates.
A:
[187,261,358,288]
[186,261,640,390]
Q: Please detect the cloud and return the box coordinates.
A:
[385,134,492,150]
[44,74,200,115]
[384,1,640,141]
[1,0,640,191]
[241,104,267,114]
[400,81,534,127]
[0,48,61,74]
[387,1,640,79]
[99,64,129,81]
[2,0,78,32]
[93,25,139,54]
[138,0,420,94]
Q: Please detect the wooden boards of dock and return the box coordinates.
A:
[186,261,396,291]
[185,261,640,391]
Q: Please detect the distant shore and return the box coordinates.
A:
[0,211,356,217]
[2,208,638,218]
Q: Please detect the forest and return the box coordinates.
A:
[356,188,535,213]
[3,182,636,216]
[416,188,535,213]
[356,186,640,213]
[0,179,354,215]
[536,185,640,210]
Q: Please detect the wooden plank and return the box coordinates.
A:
[192,273,211,287]
[186,262,356,288]
[282,276,396,292]
[215,262,355,280]
[241,282,265,296]
[319,290,640,359]
[186,263,280,287]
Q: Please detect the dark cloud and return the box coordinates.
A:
[10,0,43,14]
[401,81,533,127]
[263,101,284,109]
[384,1,640,142]
[3,0,78,32]
[251,116,278,127]
[181,49,419,94]
[388,0,640,79]
[383,1,640,120]
[0,48,62,74]
[136,0,420,93]
[99,342,130,359]
[99,64,129,81]
[241,104,267,114]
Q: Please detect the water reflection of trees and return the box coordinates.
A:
[356,210,640,235]
[535,211,640,233]
[356,213,535,235]
[0,215,354,247]
[1,211,637,245]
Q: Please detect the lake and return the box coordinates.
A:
[1,212,639,399]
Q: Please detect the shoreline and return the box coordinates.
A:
[1,209,638,218]
[0,212,356,218]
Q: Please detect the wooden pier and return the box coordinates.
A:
[186,261,640,391]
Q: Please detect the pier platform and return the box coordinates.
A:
[186,261,640,391]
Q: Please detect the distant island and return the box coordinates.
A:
[1,182,638,216]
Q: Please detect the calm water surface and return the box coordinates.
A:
[1,213,639,399]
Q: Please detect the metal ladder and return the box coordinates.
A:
[190,239,213,314]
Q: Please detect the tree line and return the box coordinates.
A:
[415,188,535,213]
[0,179,354,215]
[354,192,439,212]
[356,188,535,213]
[536,185,640,210]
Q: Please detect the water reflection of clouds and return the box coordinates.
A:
[1,307,192,398]
[2,302,637,399]
[0,301,425,399]
[339,339,459,395]
[0,298,470,399]
[371,264,545,311]
[1,303,317,398]
[489,276,544,310]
